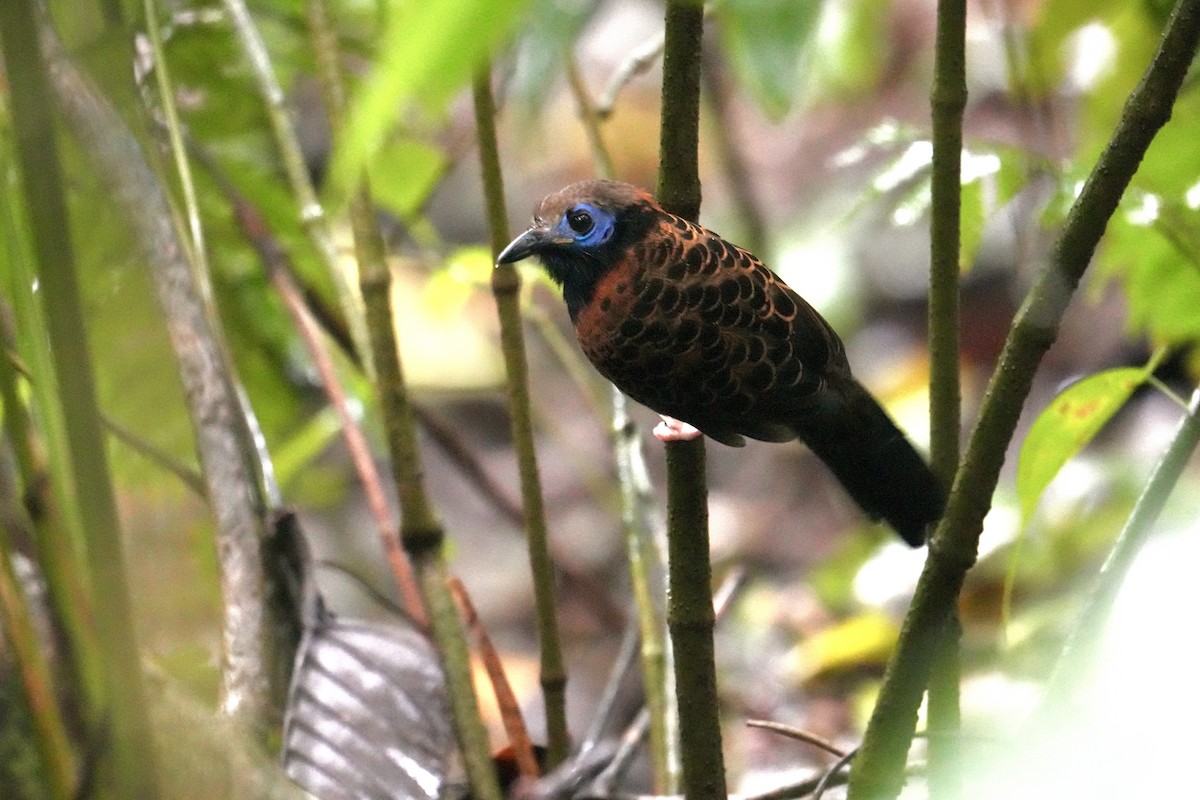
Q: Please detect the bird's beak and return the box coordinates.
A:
[496,227,569,265]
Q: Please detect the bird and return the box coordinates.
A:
[497,179,945,546]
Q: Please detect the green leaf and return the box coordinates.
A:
[368,138,446,221]
[1099,193,1200,346]
[1016,365,1152,521]
[330,0,529,197]
[510,0,601,110]
[807,0,887,100]
[715,0,822,119]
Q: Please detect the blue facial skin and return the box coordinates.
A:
[557,203,617,248]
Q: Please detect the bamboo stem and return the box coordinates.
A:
[562,50,677,791]
[222,0,373,375]
[847,1,1200,795]
[473,66,570,768]
[925,0,967,793]
[657,5,726,797]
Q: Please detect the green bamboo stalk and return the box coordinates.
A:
[928,0,965,488]
[926,0,967,794]
[144,0,206,278]
[299,3,498,795]
[0,107,107,735]
[1,2,159,795]
[663,437,724,800]
[356,210,502,800]
[562,51,677,791]
[473,67,570,768]
[847,1,1200,795]
[303,0,426,624]
[221,0,373,376]
[612,389,677,793]
[1041,386,1200,716]
[657,3,727,799]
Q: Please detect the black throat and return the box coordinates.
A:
[537,204,656,321]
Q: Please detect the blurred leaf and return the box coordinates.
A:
[369,138,446,221]
[1016,365,1153,522]
[281,518,452,800]
[330,0,530,197]
[1026,0,1126,96]
[715,0,822,119]
[424,246,491,318]
[282,614,452,800]
[807,0,887,100]
[512,0,602,109]
[1099,193,1200,345]
[790,612,899,684]
[272,406,345,490]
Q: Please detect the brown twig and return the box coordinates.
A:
[745,720,848,760]
[449,576,541,781]
[191,134,427,625]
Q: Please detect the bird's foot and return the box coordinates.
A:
[653,416,703,442]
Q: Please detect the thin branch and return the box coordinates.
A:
[926,0,968,792]
[221,0,372,374]
[847,1,1200,795]
[475,65,570,767]
[701,46,767,257]
[745,720,848,760]
[657,4,726,800]
[103,414,207,497]
[450,576,541,780]
[262,226,427,625]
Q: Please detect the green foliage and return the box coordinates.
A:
[329,0,530,197]
[1100,193,1200,344]
[807,0,889,99]
[714,0,823,119]
[1024,0,1200,352]
[1017,363,1156,523]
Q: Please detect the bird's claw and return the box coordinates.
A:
[653,416,703,442]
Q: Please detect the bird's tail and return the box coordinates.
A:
[795,378,945,546]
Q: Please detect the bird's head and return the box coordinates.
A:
[498,180,657,317]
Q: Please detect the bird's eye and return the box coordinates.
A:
[566,208,594,235]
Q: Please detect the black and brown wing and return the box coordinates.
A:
[573,209,850,445]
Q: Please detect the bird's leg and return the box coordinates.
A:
[653,415,703,442]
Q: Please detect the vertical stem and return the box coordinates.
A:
[474,67,570,768]
[663,437,725,800]
[318,29,501,788]
[614,389,678,794]
[658,2,704,221]
[1,2,159,795]
[304,0,426,626]
[929,0,965,487]
[357,232,501,800]
[658,4,726,799]
[562,54,677,791]
[847,1,1200,795]
[926,0,967,794]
